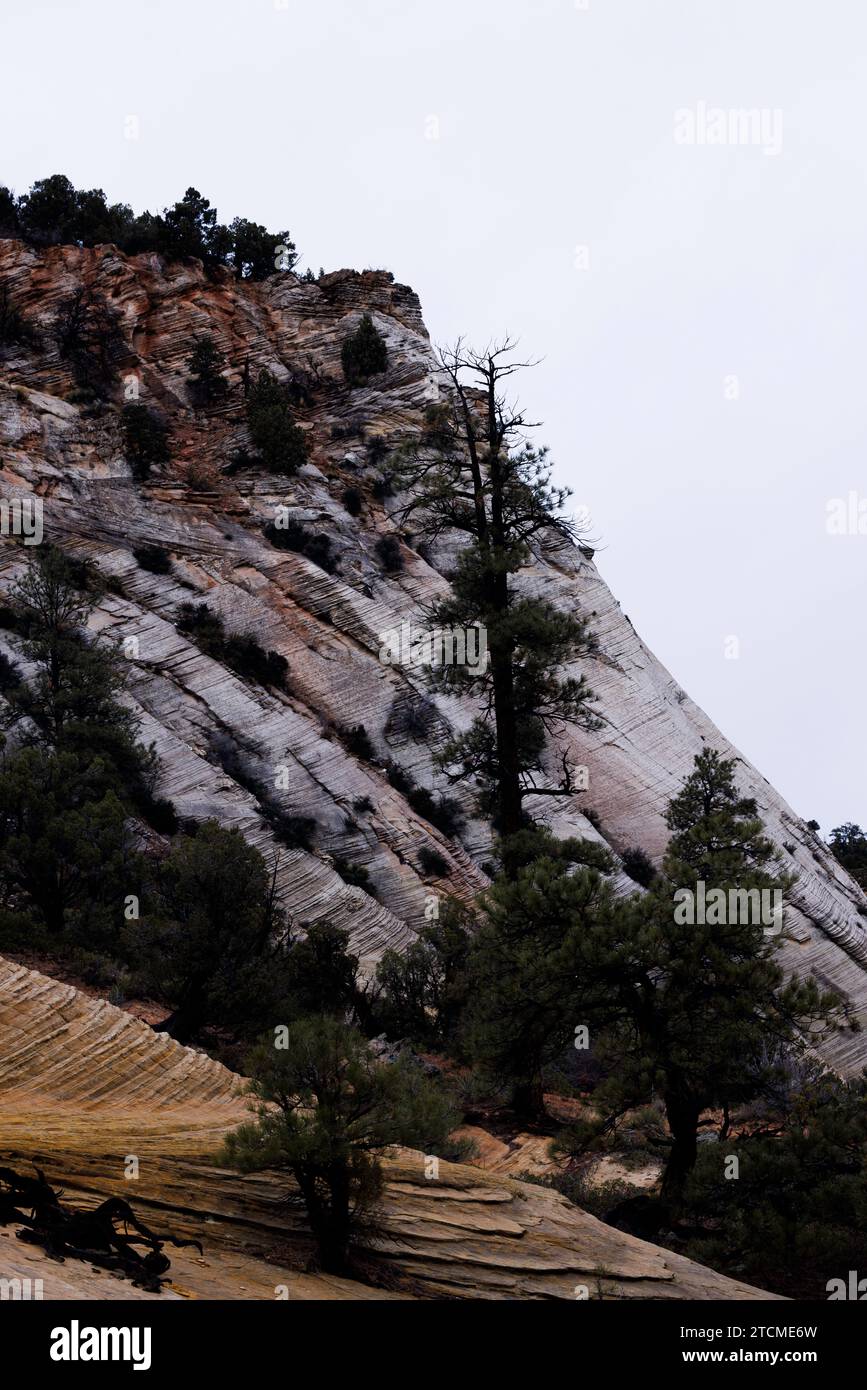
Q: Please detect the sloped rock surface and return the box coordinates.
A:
[0,238,865,1064]
[0,957,777,1300]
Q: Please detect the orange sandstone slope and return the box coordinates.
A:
[0,957,778,1301]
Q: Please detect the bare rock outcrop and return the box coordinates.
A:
[0,237,865,1066]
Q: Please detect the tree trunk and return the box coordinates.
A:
[512,1074,545,1122]
[489,636,523,841]
[305,1166,351,1275]
[661,1093,701,1206]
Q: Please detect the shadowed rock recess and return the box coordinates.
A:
[0,239,864,1298]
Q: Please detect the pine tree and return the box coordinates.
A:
[141,822,288,1044]
[0,745,132,941]
[0,548,161,943]
[393,343,599,846]
[220,1018,457,1273]
[246,370,308,474]
[682,1064,867,1298]
[122,403,171,480]
[557,750,841,1204]
[11,549,120,734]
[828,823,867,891]
[187,335,228,406]
[373,900,473,1047]
[5,175,298,277]
[341,314,388,385]
[229,218,295,279]
[7,546,159,803]
[159,187,225,267]
[283,921,360,1020]
[465,831,615,1118]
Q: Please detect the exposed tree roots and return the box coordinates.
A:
[0,1164,202,1292]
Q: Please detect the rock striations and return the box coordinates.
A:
[0,956,778,1299]
[0,236,865,1075]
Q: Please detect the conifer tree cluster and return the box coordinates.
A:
[0,175,297,279]
[828,822,867,890]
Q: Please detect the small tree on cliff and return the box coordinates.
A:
[187,335,228,406]
[341,314,388,385]
[220,1018,457,1273]
[246,370,308,474]
[122,403,171,480]
[394,341,599,847]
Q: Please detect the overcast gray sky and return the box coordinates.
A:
[3,0,865,830]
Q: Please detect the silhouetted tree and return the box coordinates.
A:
[229,217,295,279]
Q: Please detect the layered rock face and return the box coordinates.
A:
[1,237,866,1072]
[0,956,778,1299]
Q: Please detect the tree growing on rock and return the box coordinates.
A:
[395,341,599,848]
[4,175,300,279]
[159,187,227,268]
[229,217,295,279]
[246,370,308,474]
[15,174,127,248]
[140,822,290,1045]
[5,546,168,821]
[220,1017,457,1273]
[0,186,20,237]
[122,403,171,480]
[555,750,841,1205]
[55,286,121,393]
[341,314,388,385]
[186,335,228,406]
[828,822,867,891]
[0,548,170,946]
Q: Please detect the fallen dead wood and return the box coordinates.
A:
[0,1164,202,1292]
